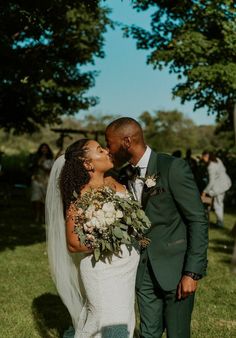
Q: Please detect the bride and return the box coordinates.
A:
[46,139,140,338]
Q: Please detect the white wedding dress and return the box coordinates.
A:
[46,156,140,338]
[77,243,139,338]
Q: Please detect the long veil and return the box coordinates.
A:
[45,155,85,329]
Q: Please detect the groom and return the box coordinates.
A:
[105,117,208,338]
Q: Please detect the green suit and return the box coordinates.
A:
[136,151,208,338]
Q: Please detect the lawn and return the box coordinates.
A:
[0,193,236,338]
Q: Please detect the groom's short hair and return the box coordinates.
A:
[106,117,142,133]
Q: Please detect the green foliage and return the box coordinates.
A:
[0,1,111,134]
[1,112,232,157]
[128,1,236,124]
[139,110,218,153]
[0,152,31,185]
[0,115,117,155]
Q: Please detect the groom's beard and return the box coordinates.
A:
[112,145,132,169]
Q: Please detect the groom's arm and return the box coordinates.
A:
[168,158,208,297]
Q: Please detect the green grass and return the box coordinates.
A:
[0,195,236,338]
[191,211,236,338]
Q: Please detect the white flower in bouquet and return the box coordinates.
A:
[90,216,103,229]
[106,216,116,226]
[102,202,116,214]
[95,210,107,225]
[86,234,95,242]
[116,210,123,219]
[83,222,94,233]
[85,205,96,219]
[102,202,116,225]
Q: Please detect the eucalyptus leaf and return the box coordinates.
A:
[105,242,113,251]
[113,227,124,239]
[94,248,101,262]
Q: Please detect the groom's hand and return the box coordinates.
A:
[177,276,198,300]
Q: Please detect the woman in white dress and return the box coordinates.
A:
[201,151,231,227]
[46,139,140,338]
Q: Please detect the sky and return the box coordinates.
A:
[79,0,216,126]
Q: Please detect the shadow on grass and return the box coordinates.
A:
[210,239,234,255]
[32,293,71,338]
[209,224,234,257]
[0,195,46,252]
[32,294,140,338]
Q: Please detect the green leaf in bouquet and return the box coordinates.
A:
[94,248,101,262]
[113,227,123,239]
[101,240,106,251]
[125,216,132,225]
[113,241,119,252]
[131,212,138,220]
[105,242,113,251]
[123,231,130,240]
[119,223,128,231]
[75,228,86,243]
[137,209,145,218]
[121,239,131,245]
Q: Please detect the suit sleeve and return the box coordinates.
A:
[169,158,208,276]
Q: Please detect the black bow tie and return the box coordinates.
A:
[124,164,141,180]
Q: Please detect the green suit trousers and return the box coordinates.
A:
[136,259,195,338]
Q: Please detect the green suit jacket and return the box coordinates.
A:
[136,151,208,291]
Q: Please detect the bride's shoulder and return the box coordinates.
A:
[104,176,126,193]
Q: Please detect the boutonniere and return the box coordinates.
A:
[140,172,165,195]
[142,175,157,188]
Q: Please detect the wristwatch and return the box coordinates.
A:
[184,271,202,281]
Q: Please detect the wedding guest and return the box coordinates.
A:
[30,143,54,223]
[185,149,198,176]
[201,151,232,227]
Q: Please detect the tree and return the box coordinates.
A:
[139,110,211,152]
[0,0,111,133]
[127,1,236,133]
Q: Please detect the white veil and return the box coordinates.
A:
[45,155,85,329]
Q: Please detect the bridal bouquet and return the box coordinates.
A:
[72,186,151,261]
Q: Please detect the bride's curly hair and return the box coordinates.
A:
[60,139,91,208]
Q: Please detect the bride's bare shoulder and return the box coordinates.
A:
[104,176,126,193]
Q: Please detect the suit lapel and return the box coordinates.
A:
[141,151,158,209]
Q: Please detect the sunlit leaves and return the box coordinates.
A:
[0,1,111,133]
[129,1,236,122]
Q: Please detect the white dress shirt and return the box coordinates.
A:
[128,146,152,202]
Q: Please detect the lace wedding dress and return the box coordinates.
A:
[46,157,140,338]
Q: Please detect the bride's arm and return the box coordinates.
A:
[65,205,93,254]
